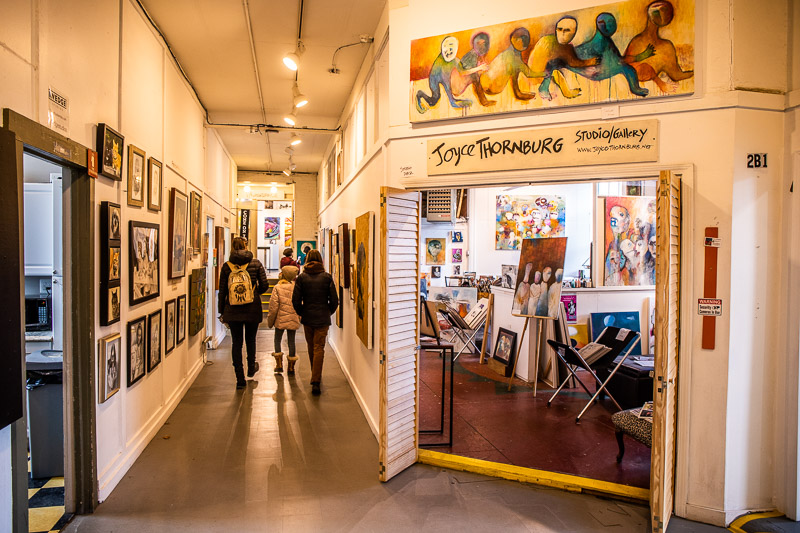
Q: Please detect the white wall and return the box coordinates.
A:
[0,0,237,508]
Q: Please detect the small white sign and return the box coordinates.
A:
[704,237,721,247]
[698,298,723,316]
[47,87,69,136]
[400,165,415,177]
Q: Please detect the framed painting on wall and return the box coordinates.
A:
[425,238,446,265]
[98,333,121,403]
[129,221,160,305]
[127,144,146,207]
[168,188,187,279]
[338,223,350,288]
[496,195,565,250]
[148,157,162,211]
[601,196,656,286]
[190,191,202,253]
[127,315,147,387]
[264,216,280,240]
[100,201,121,326]
[97,123,124,181]
[297,240,316,266]
[189,268,206,337]
[511,237,567,318]
[176,295,186,344]
[354,212,374,348]
[147,309,162,372]
[164,299,176,355]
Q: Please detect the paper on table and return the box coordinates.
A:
[634,360,655,368]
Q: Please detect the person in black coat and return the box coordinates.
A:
[218,237,269,389]
[292,249,338,395]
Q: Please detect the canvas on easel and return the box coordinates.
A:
[511,237,567,319]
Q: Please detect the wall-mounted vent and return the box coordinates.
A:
[426,189,453,222]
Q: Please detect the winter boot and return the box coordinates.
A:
[287,356,298,375]
[272,352,284,373]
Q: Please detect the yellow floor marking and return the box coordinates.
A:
[42,477,64,489]
[28,506,64,532]
[28,488,39,498]
[418,449,649,501]
[728,510,783,533]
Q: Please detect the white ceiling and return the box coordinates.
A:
[140,0,385,176]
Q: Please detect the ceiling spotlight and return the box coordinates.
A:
[243,185,252,194]
[283,168,292,177]
[270,185,278,194]
[284,113,297,126]
[283,40,305,71]
[328,35,375,74]
[292,83,308,108]
[290,163,297,171]
[290,133,302,146]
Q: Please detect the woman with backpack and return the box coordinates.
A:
[218,237,269,389]
[292,249,338,395]
[267,265,301,374]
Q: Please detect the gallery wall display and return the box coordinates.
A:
[355,212,375,348]
[176,295,186,344]
[100,202,122,325]
[297,240,316,265]
[452,248,463,263]
[168,188,188,279]
[148,157,162,211]
[165,299,176,355]
[511,237,567,319]
[189,268,206,337]
[338,223,350,289]
[425,238,446,265]
[147,310,162,372]
[127,144,146,207]
[127,315,147,387]
[452,231,463,243]
[129,221,160,305]
[492,327,518,377]
[190,191,203,253]
[432,266,441,278]
[496,195,566,250]
[409,0,695,122]
[602,196,656,286]
[97,123,124,181]
[98,333,121,403]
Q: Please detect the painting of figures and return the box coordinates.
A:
[511,237,567,318]
[264,217,280,240]
[410,0,694,122]
[355,212,374,348]
[496,195,565,250]
[602,196,656,286]
[129,221,160,304]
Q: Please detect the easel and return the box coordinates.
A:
[479,293,494,364]
[506,315,553,396]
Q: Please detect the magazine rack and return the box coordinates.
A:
[545,326,642,422]
[440,306,485,361]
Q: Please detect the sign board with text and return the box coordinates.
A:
[698,298,722,316]
[427,120,658,176]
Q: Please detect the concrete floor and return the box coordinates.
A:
[64,329,725,532]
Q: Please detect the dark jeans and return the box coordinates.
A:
[303,325,329,384]
[274,328,297,359]
[229,321,259,383]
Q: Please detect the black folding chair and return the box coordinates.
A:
[546,326,642,423]
[419,297,454,447]
[439,306,481,361]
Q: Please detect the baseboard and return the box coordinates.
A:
[328,338,380,439]
[211,325,226,349]
[681,503,730,527]
[97,357,205,501]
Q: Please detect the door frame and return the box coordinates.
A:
[1,109,97,529]
[398,162,695,513]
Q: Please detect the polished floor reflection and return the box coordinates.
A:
[63,329,723,532]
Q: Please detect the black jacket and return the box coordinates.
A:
[218,250,268,323]
[292,261,338,327]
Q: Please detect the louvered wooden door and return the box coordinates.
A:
[650,171,682,532]
[378,188,421,481]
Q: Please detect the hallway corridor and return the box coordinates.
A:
[63,330,723,532]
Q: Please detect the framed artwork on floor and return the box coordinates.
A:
[147,309,162,372]
[492,327,518,378]
[148,157,162,211]
[165,299,176,355]
[98,333,121,403]
[129,221,160,305]
[127,144,146,207]
[190,191,203,253]
[176,295,187,344]
[97,123,124,181]
[168,188,187,279]
[127,316,147,387]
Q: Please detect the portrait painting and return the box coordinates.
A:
[108,203,121,240]
[127,145,146,207]
[511,237,567,319]
[425,238,446,265]
[165,299,176,355]
[129,221,160,305]
[190,191,202,253]
[177,295,186,344]
[106,286,121,325]
[109,246,120,281]
[355,212,374,348]
[99,333,121,403]
[432,266,441,278]
[297,240,316,266]
[97,123,124,181]
[147,310,162,372]
[603,196,656,286]
[189,268,206,337]
[169,188,188,279]
[496,195,566,250]
[452,248,463,263]
[492,327,518,375]
[590,310,642,355]
[501,264,518,289]
[338,223,350,289]
[148,157,162,211]
[409,0,695,122]
[264,216,280,240]
[127,315,147,387]
[453,265,461,275]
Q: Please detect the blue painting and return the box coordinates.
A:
[590,311,642,354]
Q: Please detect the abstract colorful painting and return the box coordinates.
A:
[496,195,565,250]
[284,216,293,247]
[410,0,694,122]
[602,196,656,286]
[425,238,446,265]
[452,248,463,263]
[355,212,375,348]
[264,217,280,240]
[511,237,567,319]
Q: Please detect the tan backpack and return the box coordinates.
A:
[226,262,254,305]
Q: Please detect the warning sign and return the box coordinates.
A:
[698,298,722,316]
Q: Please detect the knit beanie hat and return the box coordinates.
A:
[281,265,299,282]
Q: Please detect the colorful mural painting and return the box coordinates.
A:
[511,237,567,319]
[602,196,656,286]
[496,194,565,250]
[264,217,280,240]
[410,0,694,122]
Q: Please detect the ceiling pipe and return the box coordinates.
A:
[207,123,339,134]
[242,0,272,167]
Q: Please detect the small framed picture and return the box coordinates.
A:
[102,285,121,326]
[106,203,121,240]
[148,157,162,211]
[453,265,461,275]
[98,333,121,403]
[452,248,462,263]
[97,123,124,181]
[129,221,160,305]
[168,188,188,279]
[109,246,120,281]
[147,309,162,372]
[452,231,463,243]
[432,266,441,278]
[127,316,147,387]
[190,191,202,253]
[492,327,518,377]
[127,144,146,207]
[176,295,186,344]
[165,299,176,355]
